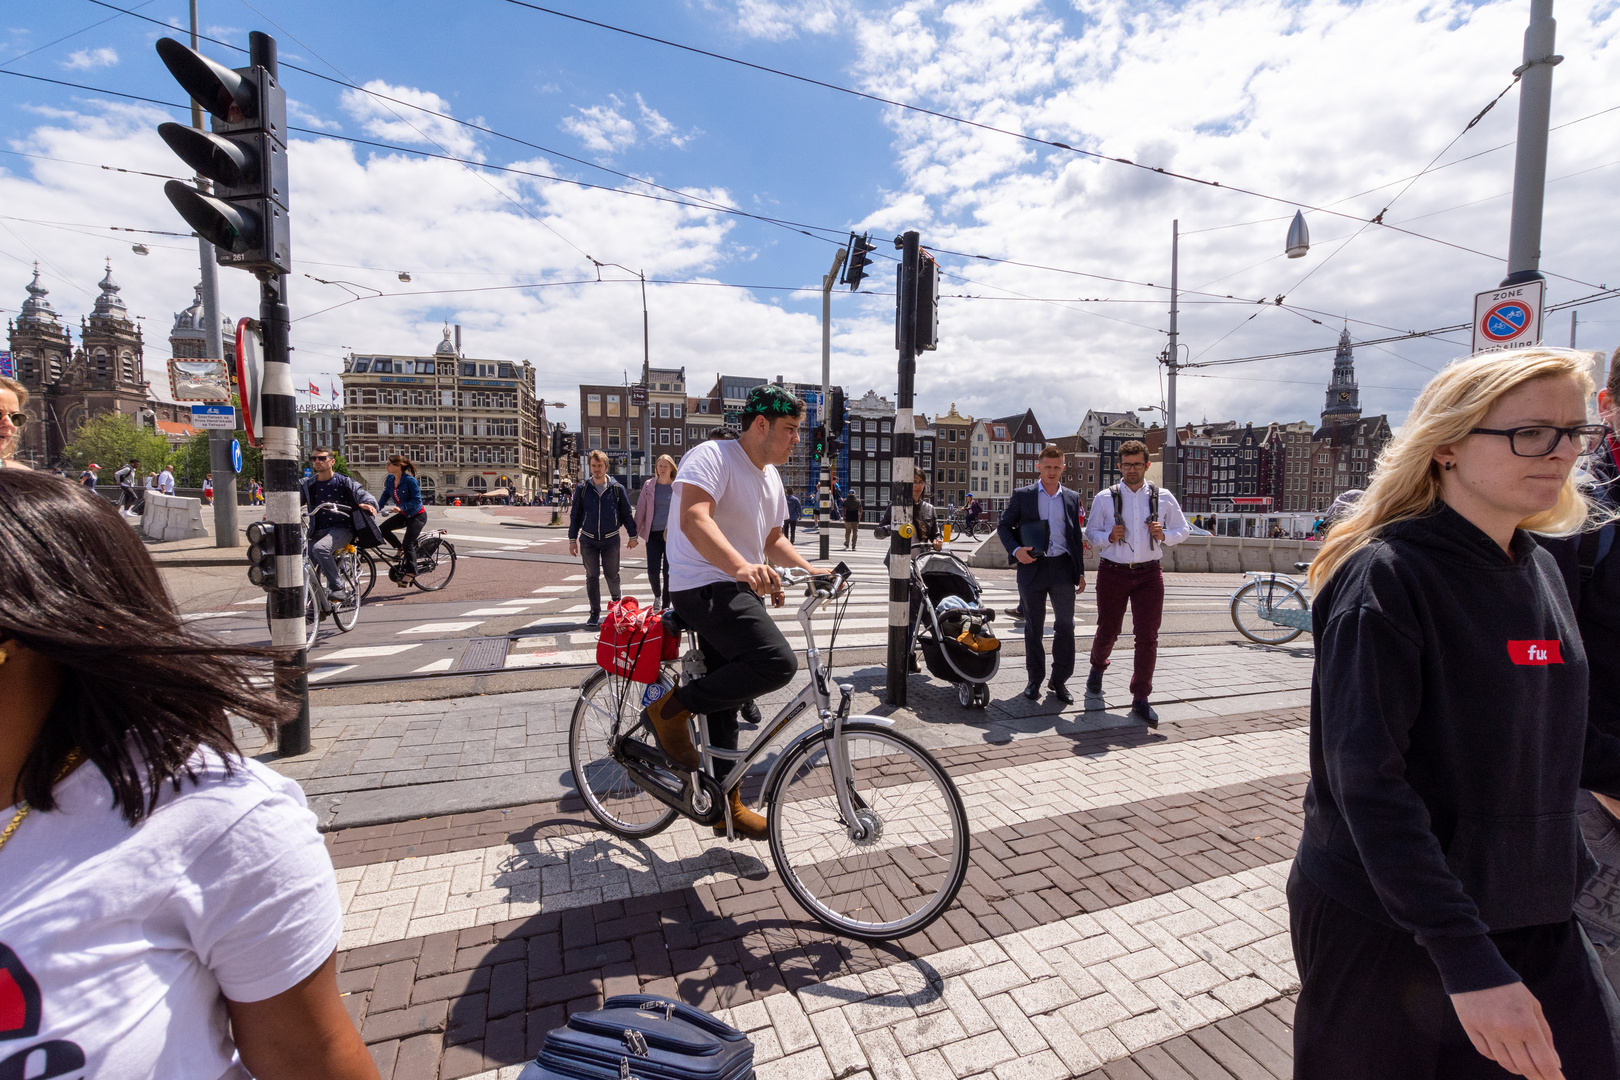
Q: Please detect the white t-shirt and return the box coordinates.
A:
[665,438,787,593]
[0,749,343,1080]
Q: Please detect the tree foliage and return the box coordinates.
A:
[61,413,170,475]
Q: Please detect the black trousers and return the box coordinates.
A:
[670,582,797,752]
[1289,864,1617,1079]
[578,535,621,619]
[645,529,668,603]
[382,511,426,573]
[1016,555,1078,687]
[783,517,796,542]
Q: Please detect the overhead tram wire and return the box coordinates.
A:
[76,0,1608,283]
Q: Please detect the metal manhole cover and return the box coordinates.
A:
[456,637,509,672]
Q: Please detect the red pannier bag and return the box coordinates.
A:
[596,597,679,683]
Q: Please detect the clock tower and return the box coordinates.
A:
[1321,327,1361,424]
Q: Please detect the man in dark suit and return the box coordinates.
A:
[998,445,1087,702]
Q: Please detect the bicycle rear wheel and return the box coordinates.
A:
[412,537,456,591]
[569,669,679,838]
[1230,579,1308,644]
[358,549,379,598]
[767,721,969,941]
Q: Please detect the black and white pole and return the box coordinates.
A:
[261,270,308,755]
[886,230,920,706]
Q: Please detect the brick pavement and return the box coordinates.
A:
[325,705,1310,1079]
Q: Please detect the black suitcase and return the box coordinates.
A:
[517,995,755,1080]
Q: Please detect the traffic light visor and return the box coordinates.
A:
[156,38,257,123]
[158,123,254,188]
[164,180,259,254]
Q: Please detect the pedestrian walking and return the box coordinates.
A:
[1289,347,1620,1079]
[569,450,638,629]
[1538,346,1620,1005]
[79,463,98,488]
[114,458,139,513]
[998,445,1087,703]
[842,490,862,550]
[1082,439,1189,724]
[297,448,378,604]
[636,454,677,608]
[157,463,174,496]
[378,454,427,587]
[783,487,801,543]
[0,376,31,471]
[202,473,213,505]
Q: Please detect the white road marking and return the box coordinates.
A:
[307,665,358,683]
[397,621,484,635]
[320,644,423,660]
[181,611,239,622]
[461,607,541,617]
[412,658,456,673]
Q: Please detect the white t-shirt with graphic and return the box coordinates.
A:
[0,749,342,1079]
[665,438,788,593]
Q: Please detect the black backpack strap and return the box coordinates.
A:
[1580,522,1616,583]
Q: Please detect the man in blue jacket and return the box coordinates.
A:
[998,445,1087,703]
[569,449,639,629]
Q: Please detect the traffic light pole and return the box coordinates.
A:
[887,230,920,707]
[260,271,309,756]
[1502,0,1559,287]
[818,247,846,562]
[189,0,238,548]
[1163,220,1180,501]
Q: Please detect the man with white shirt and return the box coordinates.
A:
[642,385,814,840]
[1083,440,1189,725]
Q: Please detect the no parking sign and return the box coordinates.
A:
[1472,281,1544,353]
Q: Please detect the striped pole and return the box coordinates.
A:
[260,270,308,755]
[886,230,920,706]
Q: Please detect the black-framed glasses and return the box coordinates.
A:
[1468,424,1611,457]
[312,454,334,461]
[2,411,26,427]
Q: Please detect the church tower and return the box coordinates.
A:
[1321,327,1361,424]
[6,265,72,464]
[77,260,145,391]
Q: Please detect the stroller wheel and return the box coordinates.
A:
[973,683,991,709]
[958,683,974,708]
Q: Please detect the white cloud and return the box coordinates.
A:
[731,0,849,39]
[61,46,118,70]
[339,80,483,160]
[288,99,342,133]
[561,94,699,156]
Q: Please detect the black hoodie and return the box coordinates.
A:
[1295,501,1620,995]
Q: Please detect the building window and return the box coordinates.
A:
[588,428,602,449]
[588,394,601,416]
[608,429,621,450]
[659,403,671,418]
[673,404,683,419]
[608,395,620,417]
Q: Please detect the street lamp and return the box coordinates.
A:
[1286,210,1310,259]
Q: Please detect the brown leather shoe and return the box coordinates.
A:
[713,788,769,841]
[642,691,699,769]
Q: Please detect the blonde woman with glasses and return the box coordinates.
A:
[0,375,31,470]
[1290,347,1620,1079]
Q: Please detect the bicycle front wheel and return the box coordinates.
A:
[767,721,969,941]
[1230,579,1308,645]
[358,549,379,598]
[412,537,456,591]
[569,669,679,839]
[331,554,362,632]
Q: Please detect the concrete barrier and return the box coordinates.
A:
[141,492,209,541]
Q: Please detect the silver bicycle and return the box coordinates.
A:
[253,502,364,649]
[569,563,971,941]
[1229,562,1313,645]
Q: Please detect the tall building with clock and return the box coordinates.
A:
[1309,328,1390,514]
[1321,327,1361,423]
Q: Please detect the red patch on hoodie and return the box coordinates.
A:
[1508,640,1564,665]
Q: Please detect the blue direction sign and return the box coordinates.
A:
[230,438,243,474]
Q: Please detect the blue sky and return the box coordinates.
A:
[3,0,1617,432]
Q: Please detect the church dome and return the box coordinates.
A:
[17,264,60,326]
[173,284,204,333]
[91,260,129,322]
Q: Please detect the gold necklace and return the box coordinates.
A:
[0,749,84,855]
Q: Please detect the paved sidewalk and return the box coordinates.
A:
[239,643,1312,830]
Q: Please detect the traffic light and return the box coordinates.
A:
[841,233,875,292]
[811,425,826,461]
[155,33,290,275]
[916,251,939,352]
[246,519,278,588]
[827,387,846,441]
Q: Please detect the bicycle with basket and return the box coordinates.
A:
[569,562,971,941]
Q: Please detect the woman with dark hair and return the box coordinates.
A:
[379,453,426,587]
[0,470,377,1079]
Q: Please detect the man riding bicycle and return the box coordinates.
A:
[298,447,377,604]
[642,385,814,840]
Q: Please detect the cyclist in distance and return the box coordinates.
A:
[378,454,426,588]
[642,385,815,840]
[298,448,377,605]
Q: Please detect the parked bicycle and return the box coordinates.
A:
[1229,562,1314,645]
[569,563,970,941]
[357,511,457,597]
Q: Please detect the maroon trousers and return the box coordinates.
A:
[1087,560,1165,700]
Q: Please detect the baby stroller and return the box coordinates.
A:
[909,551,1000,708]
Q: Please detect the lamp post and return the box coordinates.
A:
[593,261,649,484]
[538,399,565,510]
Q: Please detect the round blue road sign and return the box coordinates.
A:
[230,438,243,474]
[1482,300,1531,343]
